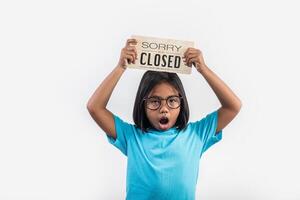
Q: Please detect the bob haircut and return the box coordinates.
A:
[133,71,189,132]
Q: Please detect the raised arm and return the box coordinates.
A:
[87,39,137,139]
[184,48,242,133]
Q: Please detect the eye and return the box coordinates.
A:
[168,97,179,103]
[148,98,160,105]
[169,99,175,104]
[150,100,159,104]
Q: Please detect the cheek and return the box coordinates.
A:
[175,109,180,120]
[145,109,155,121]
[175,112,180,119]
[172,109,181,120]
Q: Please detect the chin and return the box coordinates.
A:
[157,121,174,131]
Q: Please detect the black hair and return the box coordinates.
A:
[133,70,189,132]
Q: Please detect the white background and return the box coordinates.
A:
[1,0,299,199]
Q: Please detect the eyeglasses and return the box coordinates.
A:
[143,95,182,110]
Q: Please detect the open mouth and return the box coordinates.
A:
[159,117,169,125]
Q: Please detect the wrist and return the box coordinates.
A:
[116,64,127,71]
[197,64,209,74]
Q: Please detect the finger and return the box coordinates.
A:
[185,54,199,65]
[184,48,197,57]
[185,48,200,55]
[184,49,200,59]
[184,52,200,64]
[126,46,138,58]
[122,47,137,60]
[124,56,132,65]
[126,51,136,62]
[126,46,136,50]
[187,57,199,67]
[126,39,138,46]
[184,52,197,63]
[125,53,135,64]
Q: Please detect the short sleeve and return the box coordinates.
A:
[191,110,223,154]
[106,114,134,156]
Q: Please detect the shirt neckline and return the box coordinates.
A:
[147,126,179,135]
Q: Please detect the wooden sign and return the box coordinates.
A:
[127,35,194,74]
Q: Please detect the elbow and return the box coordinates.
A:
[87,104,94,113]
[234,99,242,113]
[86,101,105,113]
[86,101,96,112]
[225,99,242,113]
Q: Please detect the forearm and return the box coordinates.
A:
[198,65,242,111]
[87,65,126,110]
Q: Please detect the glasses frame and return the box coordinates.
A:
[143,95,183,110]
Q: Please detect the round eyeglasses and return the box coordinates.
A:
[143,95,182,110]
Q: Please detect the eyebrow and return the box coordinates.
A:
[148,95,179,99]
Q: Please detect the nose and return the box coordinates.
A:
[159,100,169,113]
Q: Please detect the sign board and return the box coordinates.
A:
[127,35,194,74]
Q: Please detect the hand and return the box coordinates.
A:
[117,39,138,69]
[183,47,207,73]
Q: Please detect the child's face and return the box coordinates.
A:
[145,82,181,131]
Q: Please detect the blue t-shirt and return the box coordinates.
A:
[106,110,223,200]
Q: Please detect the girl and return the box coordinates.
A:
[87,38,242,200]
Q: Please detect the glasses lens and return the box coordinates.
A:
[145,96,181,110]
[167,96,181,108]
[146,97,161,110]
